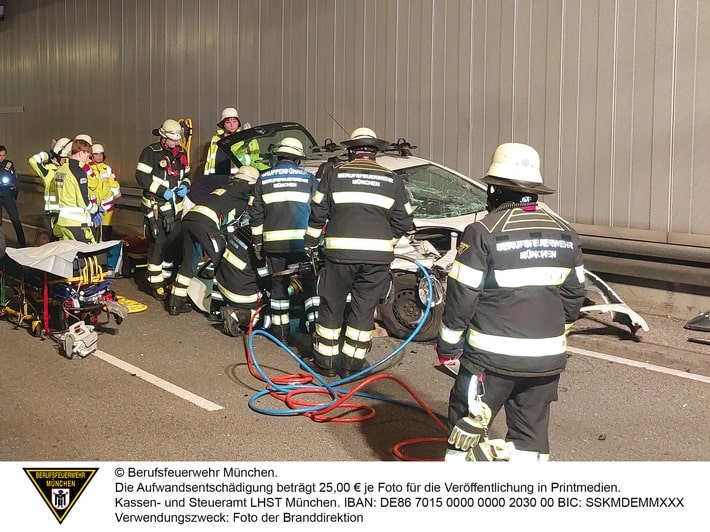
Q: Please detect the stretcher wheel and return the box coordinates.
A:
[30,320,43,337]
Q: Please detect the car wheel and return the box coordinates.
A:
[377,273,443,342]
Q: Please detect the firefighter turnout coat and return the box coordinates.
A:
[135,141,191,221]
[305,157,414,264]
[439,203,586,377]
[250,160,317,254]
[171,180,253,303]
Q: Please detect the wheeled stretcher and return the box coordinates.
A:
[0,240,128,358]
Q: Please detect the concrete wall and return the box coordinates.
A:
[1,0,709,244]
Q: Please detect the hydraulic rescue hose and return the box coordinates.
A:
[243,255,450,461]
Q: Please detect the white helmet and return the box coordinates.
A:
[341,127,389,150]
[91,143,105,155]
[75,133,93,145]
[219,107,240,126]
[272,137,305,158]
[234,165,259,184]
[53,137,72,157]
[158,119,182,140]
[481,143,554,195]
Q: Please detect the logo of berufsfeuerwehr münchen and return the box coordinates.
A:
[23,468,98,524]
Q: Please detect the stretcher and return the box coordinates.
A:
[0,240,129,358]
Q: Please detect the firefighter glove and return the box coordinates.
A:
[448,408,491,452]
[176,184,188,198]
[253,243,263,261]
[163,214,175,233]
[304,235,319,250]
[163,188,174,201]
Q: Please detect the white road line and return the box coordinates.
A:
[93,349,225,411]
[567,346,710,384]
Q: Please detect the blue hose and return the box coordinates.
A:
[247,257,440,418]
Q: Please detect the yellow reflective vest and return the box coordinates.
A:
[28,151,60,213]
[54,159,97,229]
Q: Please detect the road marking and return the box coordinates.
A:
[567,346,710,384]
[94,350,225,411]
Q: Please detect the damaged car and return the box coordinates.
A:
[217,122,649,342]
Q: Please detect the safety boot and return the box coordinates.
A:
[269,324,292,345]
[338,356,370,379]
[151,286,167,301]
[168,296,193,316]
[303,350,339,378]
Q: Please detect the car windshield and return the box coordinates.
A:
[396,164,488,218]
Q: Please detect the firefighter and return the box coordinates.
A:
[89,143,121,238]
[207,167,266,334]
[203,107,265,176]
[436,142,586,462]
[250,137,318,342]
[53,139,100,243]
[304,127,414,378]
[89,143,122,274]
[168,165,258,316]
[135,119,191,301]
[0,145,26,247]
[28,137,72,239]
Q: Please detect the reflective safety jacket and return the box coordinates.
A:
[204,128,265,175]
[28,151,60,213]
[90,161,121,211]
[250,160,317,254]
[87,170,113,216]
[305,156,414,264]
[135,142,191,220]
[54,159,98,228]
[183,179,252,231]
[439,203,586,377]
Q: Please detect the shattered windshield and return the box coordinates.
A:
[395,164,488,218]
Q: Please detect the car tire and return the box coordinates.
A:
[377,272,443,342]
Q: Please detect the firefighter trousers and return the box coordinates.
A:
[313,261,389,370]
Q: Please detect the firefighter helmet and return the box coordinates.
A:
[91,143,105,154]
[272,137,305,159]
[218,107,240,127]
[341,127,390,151]
[234,165,259,184]
[157,119,183,141]
[53,137,72,158]
[481,143,554,195]
[75,133,93,145]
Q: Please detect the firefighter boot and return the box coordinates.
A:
[151,286,167,301]
[338,355,370,379]
[168,295,193,316]
[269,324,292,345]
